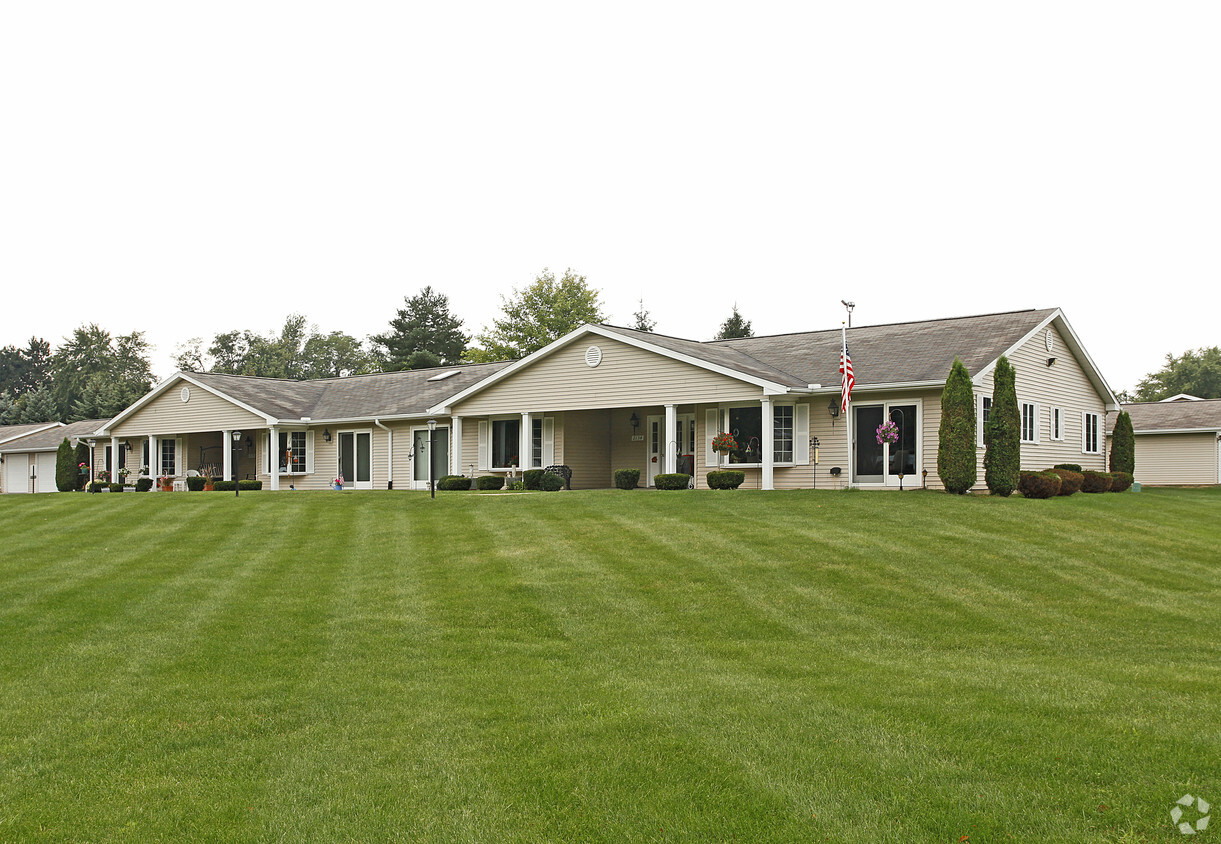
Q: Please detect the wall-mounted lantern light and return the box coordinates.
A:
[323,428,332,443]
[124,440,133,452]
[1046,357,1057,367]
[629,412,640,430]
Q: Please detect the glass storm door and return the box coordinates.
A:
[412,427,449,490]
[853,405,885,484]
[674,413,696,476]
[647,415,663,487]
[339,431,372,489]
[886,405,918,487]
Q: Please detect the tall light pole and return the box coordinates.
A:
[841,300,855,328]
[232,430,242,497]
[426,418,437,500]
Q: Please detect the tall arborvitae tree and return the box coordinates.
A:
[55,437,78,492]
[1109,410,1135,474]
[73,442,90,490]
[984,355,1021,496]
[937,358,977,494]
[713,305,753,339]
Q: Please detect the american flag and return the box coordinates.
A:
[839,343,854,412]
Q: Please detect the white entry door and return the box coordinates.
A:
[5,454,31,494]
[646,415,664,487]
[411,427,450,490]
[34,453,57,493]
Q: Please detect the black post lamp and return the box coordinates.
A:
[232,430,242,497]
[427,418,437,500]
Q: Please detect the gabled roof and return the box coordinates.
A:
[102,361,515,432]
[1113,399,1221,433]
[0,421,62,446]
[0,419,108,452]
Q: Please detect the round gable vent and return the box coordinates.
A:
[585,345,603,368]
[180,386,191,403]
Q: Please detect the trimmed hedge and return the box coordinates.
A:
[543,465,573,490]
[212,481,236,491]
[135,477,154,492]
[87,481,107,493]
[437,475,472,491]
[1018,471,1062,499]
[1053,463,1083,473]
[211,480,263,491]
[707,470,746,490]
[613,468,640,490]
[1080,471,1113,493]
[108,483,124,493]
[539,473,565,492]
[653,473,691,490]
[475,475,505,491]
[1108,471,1134,493]
[522,469,545,491]
[186,476,208,491]
[1047,468,1083,496]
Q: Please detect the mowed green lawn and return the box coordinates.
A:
[0,487,1218,842]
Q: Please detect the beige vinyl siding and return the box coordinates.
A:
[565,410,613,489]
[451,336,762,416]
[1133,432,1219,485]
[112,380,266,436]
[974,323,1108,475]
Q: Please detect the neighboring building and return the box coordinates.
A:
[4,307,1115,494]
[0,420,108,494]
[1110,399,1221,486]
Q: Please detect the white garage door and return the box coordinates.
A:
[34,452,58,493]
[5,455,32,494]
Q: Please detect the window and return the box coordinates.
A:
[491,419,520,469]
[532,419,543,468]
[726,406,763,464]
[1083,412,1099,454]
[1050,407,1063,441]
[977,396,992,446]
[160,440,176,476]
[1021,402,1037,443]
[278,431,307,473]
[773,405,794,463]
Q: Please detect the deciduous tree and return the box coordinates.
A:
[466,268,606,362]
[1133,346,1221,401]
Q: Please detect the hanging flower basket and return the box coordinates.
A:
[876,420,899,446]
[711,432,737,453]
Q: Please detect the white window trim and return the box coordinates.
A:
[1082,412,1101,455]
[1020,401,1040,444]
[275,428,312,476]
[1050,407,1064,442]
[718,403,797,468]
[977,395,992,448]
[487,416,522,472]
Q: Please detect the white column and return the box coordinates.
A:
[761,397,774,490]
[451,416,463,476]
[109,436,119,480]
[222,430,232,482]
[149,435,158,480]
[664,404,677,475]
[520,412,532,471]
[268,426,280,490]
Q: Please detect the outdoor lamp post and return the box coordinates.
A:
[427,418,437,500]
[232,430,242,497]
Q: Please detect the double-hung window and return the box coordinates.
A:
[532,419,543,468]
[773,405,794,463]
[977,396,992,447]
[160,440,176,476]
[1021,402,1038,443]
[1082,412,1100,454]
[1050,407,1063,441]
[278,431,307,474]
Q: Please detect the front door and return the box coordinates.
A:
[338,431,373,489]
[411,427,450,490]
[885,404,918,487]
[854,406,885,484]
[646,414,663,487]
[674,413,696,476]
[854,403,919,485]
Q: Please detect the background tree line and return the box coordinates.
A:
[5,268,1213,427]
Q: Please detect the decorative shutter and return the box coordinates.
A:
[795,404,810,465]
[306,430,315,474]
[1034,404,1042,444]
[542,418,554,466]
[705,408,719,467]
[174,438,183,475]
[477,421,489,470]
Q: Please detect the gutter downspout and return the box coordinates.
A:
[374,418,392,489]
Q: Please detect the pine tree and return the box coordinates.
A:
[1109,410,1135,474]
[373,286,469,370]
[56,437,78,492]
[937,358,977,493]
[632,300,656,332]
[714,305,753,340]
[984,355,1021,496]
[19,385,58,424]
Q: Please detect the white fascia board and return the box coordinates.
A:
[100,372,277,434]
[427,324,794,414]
[1133,428,1221,436]
[0,422,61,445]
[971,309,1121,410]
[283,413,438,426]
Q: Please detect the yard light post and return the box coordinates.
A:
[232,430,242,497]
[427,418,436,500]
[890,407,906,492]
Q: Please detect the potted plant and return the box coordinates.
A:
[711,432,737,454]
[97,469,111,484]
[158,474,173,492]
[876,420,899,446]
[118,467,131,487]
[332,475,344,491]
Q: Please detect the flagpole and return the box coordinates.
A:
[842,320,851,488]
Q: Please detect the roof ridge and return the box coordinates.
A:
[706,307,1052,345]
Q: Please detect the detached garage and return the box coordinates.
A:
[1110,398,1221,486]
[0,420,107,494]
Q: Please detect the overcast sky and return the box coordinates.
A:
[2,2,1217,394]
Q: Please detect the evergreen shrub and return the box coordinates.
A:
[186,476,208,491]
[56,438,78,492]
[239,480,262,491]
[985,356,1021,496]
[1047,468,1083,495]
[522,469,545,490]
[1018,471,1061,499]
[108,483,124,493]
[1109,412,1135,475]
[476,475,504,491]
[613,469,640,490]
[212,481,236,491]
[653,473,690,490]
[437,475,472,491]
[706,470,746,490]
[1108,471,1134,492]
[87,481,107,493]
[937,358,977,494]
[539,473,565,491]
[1080,471,1113,493]
[135,477,154,492]
[1053,463,1083,473]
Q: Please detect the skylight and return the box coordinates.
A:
[427,369,461,382]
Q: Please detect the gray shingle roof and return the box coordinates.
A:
[1114,399,1221,433]
[187,361,513,421]
[0,422,61,445]
[0,419,108,451]
[606,308,1057,389]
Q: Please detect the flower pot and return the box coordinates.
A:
[331,482,342,491]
